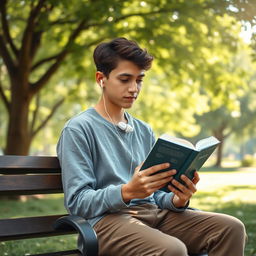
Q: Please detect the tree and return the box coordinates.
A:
[195,45,256,167]
[0,0,253,155]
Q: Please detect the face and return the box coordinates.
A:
[100,60,145,109]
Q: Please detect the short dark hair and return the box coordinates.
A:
[93,37,153,77]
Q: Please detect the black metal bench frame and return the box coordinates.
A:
[0,155,207,256]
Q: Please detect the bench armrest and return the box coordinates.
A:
[54,215,98,256]
[187,207,200,211]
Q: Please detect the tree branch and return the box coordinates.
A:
[19,0,46,66]
[224,130,232,139]
[30,49,68,95]
[30,4,54,61]
[30,18,88,94]
[50,18,79,26]
[0,0,19,58]
[31,53,60,71]
[0,34,15,75]
[29,30,43,61]
[30,92,40,133]
[31,97,65,138]
[114,9,173,23]
[81,8,173,30]
[0,80,10,113]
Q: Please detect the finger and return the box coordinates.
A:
[143,163,171,176]
[192,171,200,184]
[149,175,173,187]
[168,184,185,198]
[168,182,193,204]
[135,162,144,173]
[171,178,190,194]
[133,163,145,178]
[146,169,176,183]
[149,177,174,191]
[180,175,197,193]
[136,175,173,195]
[138,172,174,190]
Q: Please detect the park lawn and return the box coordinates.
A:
[0,168,256,256]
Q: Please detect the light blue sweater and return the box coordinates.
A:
[57,108,186,227]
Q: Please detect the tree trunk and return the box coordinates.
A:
[213,129,225,168]
[4,79,32,155]
[215,140,223,167]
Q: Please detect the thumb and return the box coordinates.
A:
[134,162,144,174]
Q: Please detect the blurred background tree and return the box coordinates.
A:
[0,0,255,159]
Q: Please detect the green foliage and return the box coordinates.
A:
[241,155,255,167]
[0,0,255,154]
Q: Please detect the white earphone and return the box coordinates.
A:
[117,122,134,133]
[100,80,103,88]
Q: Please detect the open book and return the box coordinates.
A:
[140,134,220,192]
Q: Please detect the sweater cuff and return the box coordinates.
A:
[165,193,189,212]
[108,184,129,212]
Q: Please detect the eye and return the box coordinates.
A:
[120,79,129,83]
[136,80,143,85]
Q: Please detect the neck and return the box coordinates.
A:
[95,97,126,124]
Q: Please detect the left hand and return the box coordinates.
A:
[168,171,200,208]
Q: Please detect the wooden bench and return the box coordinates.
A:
[0,155,98,256]
[0,155,208,256]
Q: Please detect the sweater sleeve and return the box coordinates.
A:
[153,190,188,212]
[57,127,128,219]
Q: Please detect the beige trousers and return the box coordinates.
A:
[94,204,246,256]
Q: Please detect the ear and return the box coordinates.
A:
[96,71,105,88]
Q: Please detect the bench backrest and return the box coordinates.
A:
[0,155,62,195]
[0,155,72,242]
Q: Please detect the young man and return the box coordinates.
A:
[57,38,246,256]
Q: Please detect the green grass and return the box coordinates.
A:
[0,195,78,255]
[1,167,256,256]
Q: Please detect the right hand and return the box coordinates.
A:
[121,163,176,202]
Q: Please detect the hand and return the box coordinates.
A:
[122,163,176,203]
[168,171,200,208]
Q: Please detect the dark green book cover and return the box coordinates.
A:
[140,134,220,192]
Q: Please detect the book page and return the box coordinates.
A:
[160,134,195,150]
[195,136,220,151]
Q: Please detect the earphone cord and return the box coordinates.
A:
[102,93,123,141]
[102,93,134,178]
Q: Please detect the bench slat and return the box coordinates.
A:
[29,250,81,256]
[0,215,75,241]
[0,174,63,195]
[0,156,60,174]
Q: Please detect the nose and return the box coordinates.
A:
[128,81,139,93]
